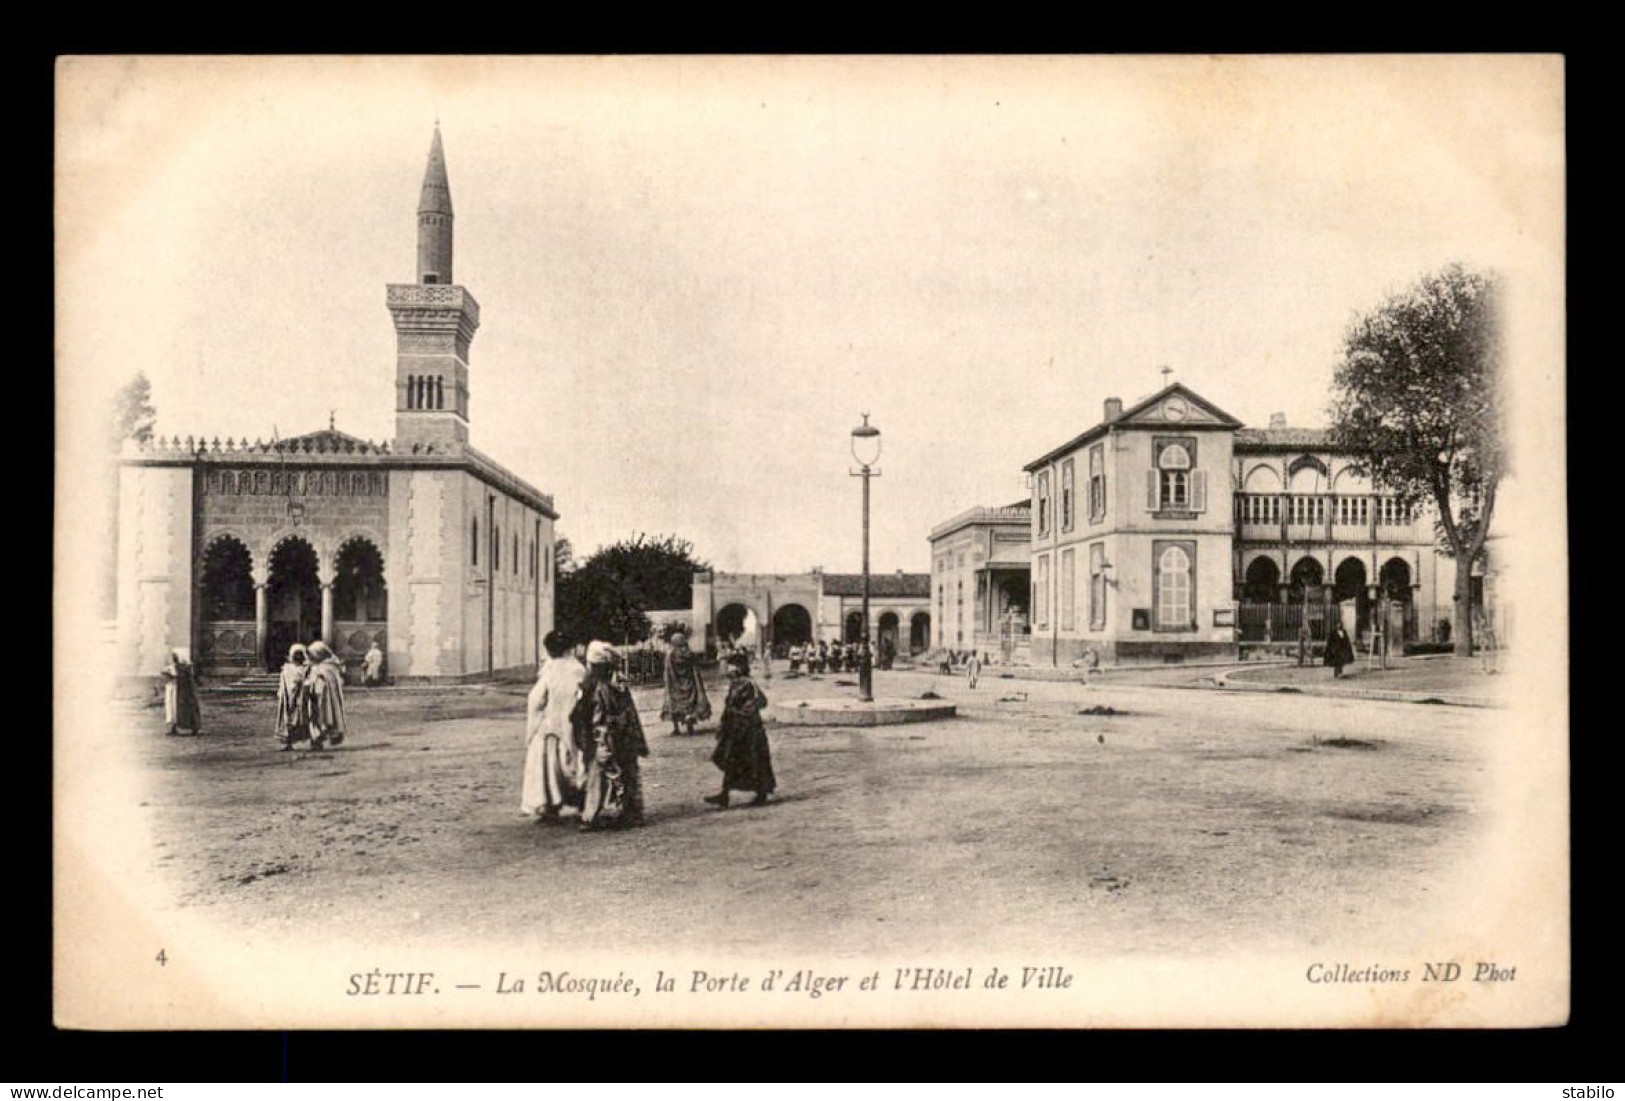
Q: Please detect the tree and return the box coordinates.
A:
[110,372,156,451]
[554,536,576,578]
[554,534,711,646]
[101,373,158,617]
[1329,264,1505,656]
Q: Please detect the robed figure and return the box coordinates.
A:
[1323,622,1356,679]
[162,650,202,736]
[275,643,312,749]
[705,651,776,809]
[523,633,588,820]
[579,642,650,831]
[306,640,347,749]
[659,632,711,736]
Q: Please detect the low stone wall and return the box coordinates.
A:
[1030,637,1239,667]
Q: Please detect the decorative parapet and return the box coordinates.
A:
[929,504,1033,541]
[123,432,393,460]
[386,283,480,328]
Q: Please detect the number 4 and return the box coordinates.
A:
[156,949,167,967]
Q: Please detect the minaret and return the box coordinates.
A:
[417,125,454,285]
[388,125,479,451]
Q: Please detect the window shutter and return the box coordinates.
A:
[1147,470,1157,510]
[1193,470,1207,512]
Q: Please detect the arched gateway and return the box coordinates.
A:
[691,570,931,657]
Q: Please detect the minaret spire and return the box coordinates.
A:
[417,124,454,284]
[391,126,478,450]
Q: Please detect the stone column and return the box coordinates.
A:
[252,568,269,670]
[320,578,335,648]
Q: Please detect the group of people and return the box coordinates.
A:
[274,640,349,750]
[785,638,872,677]
[522,630,776,830]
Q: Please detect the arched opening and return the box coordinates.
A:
[771,603,813,647]
[1334,557,1370,637]
[334,540,386,622]
[716,603,760,650]
[334,539,387,671]
[1288,556,1324,597]
[909,612,931,654]
[877,613,903,665]
[843,610,863,643]
[198,537,255,672]
[266,537,321,671]
[1243,556,1281,604]
[1379,557,1412,600]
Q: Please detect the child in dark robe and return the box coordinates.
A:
[705,651,776,809]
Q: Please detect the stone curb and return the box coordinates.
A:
[887,659,1294,684]
[1208,670,1502,709]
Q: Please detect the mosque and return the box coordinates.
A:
[115,129,558,685]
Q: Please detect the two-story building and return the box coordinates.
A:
[1022,386,1242,666]
[1232,418,1457,647]
[933,381,1466,667]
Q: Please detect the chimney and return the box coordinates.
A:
[1269,412,1287,429]
[1104,397,1124,422]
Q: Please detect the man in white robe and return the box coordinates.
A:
[523,632,588,822]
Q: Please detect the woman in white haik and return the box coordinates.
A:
[522,631,588,823]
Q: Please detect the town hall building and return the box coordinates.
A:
[115,128,558,685]
[932,382,1463,667]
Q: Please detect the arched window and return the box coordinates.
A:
[407,374,416,409]
[513,532,519,574]
[1158,443,1190,509]
[1156,545,1192,629]
[471,516,479,566]
[437,376,445,410]
[494,525,501,573]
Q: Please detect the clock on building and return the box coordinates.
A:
[1164,396,1188,421]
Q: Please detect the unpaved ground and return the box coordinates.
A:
[130,668,1490,959]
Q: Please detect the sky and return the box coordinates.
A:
[57,56,1564,573]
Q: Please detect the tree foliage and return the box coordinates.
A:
[101,373,158,617]
[111,372,156,451]
[554,534,711,646]
[1328,264,1505,653]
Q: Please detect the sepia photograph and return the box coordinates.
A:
[53,54,1567,1030]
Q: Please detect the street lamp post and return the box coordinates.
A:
[850,414,882,703]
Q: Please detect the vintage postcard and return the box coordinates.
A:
[54,55,1567,1029]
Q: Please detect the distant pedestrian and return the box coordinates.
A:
[1323,622,1355,679]
[965,650,981,689]
[706,650,776,809]
[523,631,588,822]
[660,631,711,736]
[579,641,649,831]
[306,640,347,749]
[275,643,311,750]
[161,650,202,736]
[362,641,385,687]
